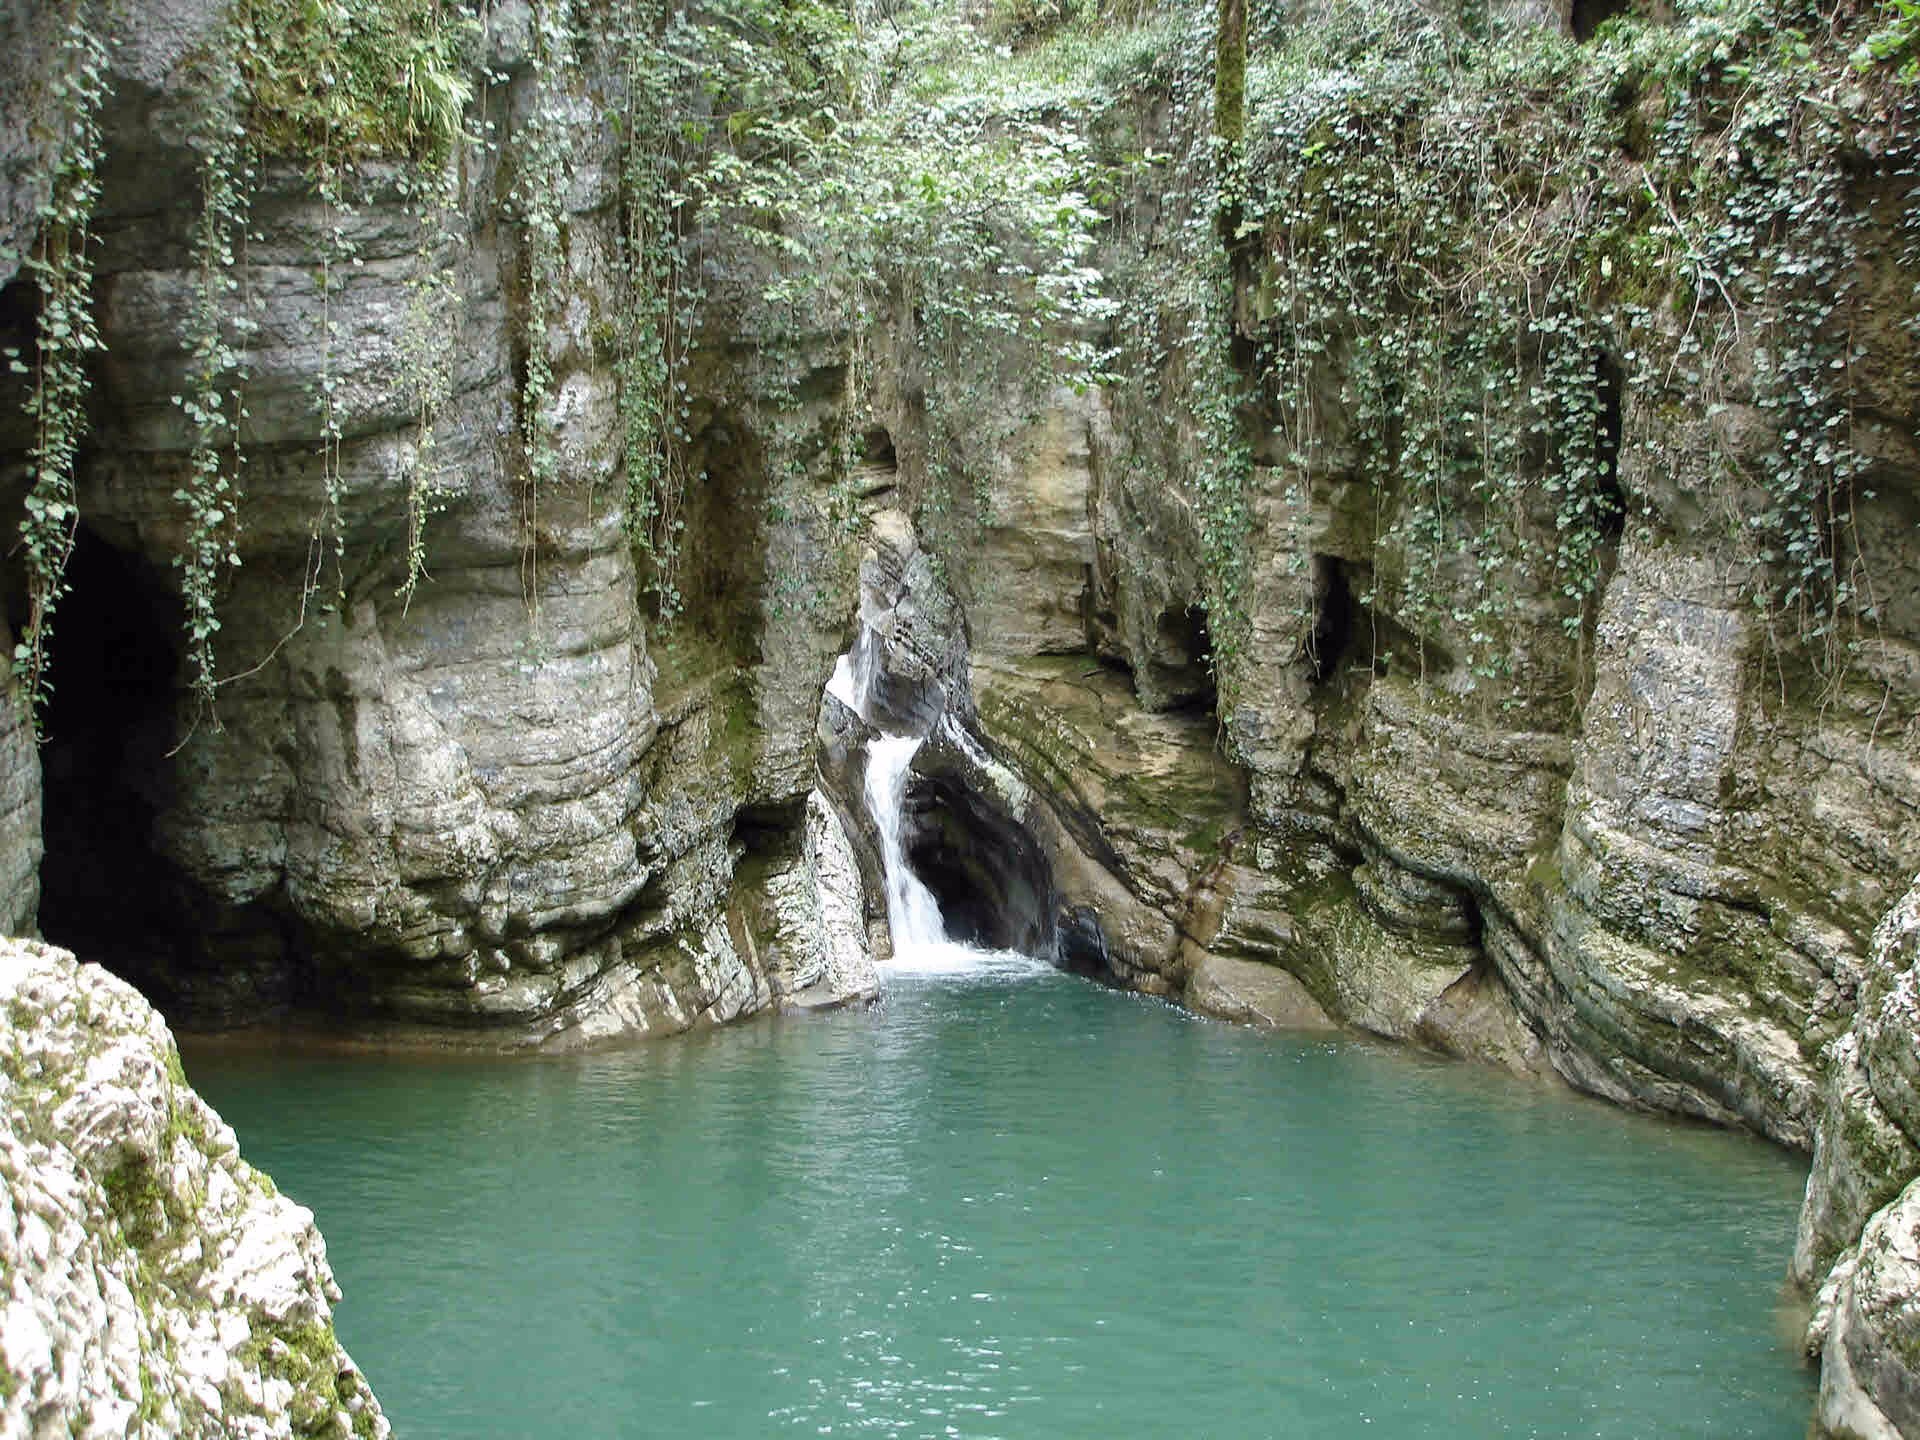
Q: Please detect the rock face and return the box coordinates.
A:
[0,615,39,939]
[0,0,1917,1429]
[1797,878,1920,1439]
[0,0,65,293]
[975,335,1914,1152]
[0,0,874,1040]
[0,937,386,1438]
[840,33,1918,1169]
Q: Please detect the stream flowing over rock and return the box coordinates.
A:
[0,938,386,1438]
[0,0,1917,1434]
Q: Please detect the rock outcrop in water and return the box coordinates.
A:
[0,937,386,1437]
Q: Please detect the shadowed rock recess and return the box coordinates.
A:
[2,0,1918,1432]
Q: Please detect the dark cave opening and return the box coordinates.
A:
[1571,0,1632,41]
[734,797,807,857]
[1595,349,1627,541]
[1307,555,1355,682]
[1148,603,1216,713]
[861,425,897,470]
[1055,904,1112,979]
[30,527,188,996]
[0,275,40,357]
[900,773,1054,957]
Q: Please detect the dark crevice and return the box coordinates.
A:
[1148,603,1216,714]
[1307,555,1355,682]
[1055,904,1112,978]
[34,527,192,1005]
[861,426,897,469]
[794,363,849,405]
[734,797,807,856]
[1572,0,1631,41]
[0,275,40,361]
[900,773,1054,956]
[676,410,769,654]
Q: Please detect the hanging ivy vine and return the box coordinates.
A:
[611,0,698,622]
[173,0,475,705]
[512,0,579,628]
[11,0,1914,734]
[10,2,111,732]
[172,27,255,717]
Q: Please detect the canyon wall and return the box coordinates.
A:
[0,1,1917,1434]
[0,0,874,1041]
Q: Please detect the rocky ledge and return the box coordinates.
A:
[0,938,386,1439]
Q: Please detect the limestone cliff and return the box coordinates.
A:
[0,0,875,1039]
[1795,878,1920,1440]
[0,937,387,1438]
[1,0,1918,1433]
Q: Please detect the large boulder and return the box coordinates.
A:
[0,937,387,1438]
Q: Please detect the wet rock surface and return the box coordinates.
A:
[0,1,864,1044]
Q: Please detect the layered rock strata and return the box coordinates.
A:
[1796,878,1920,1440]
[0,0,875,1040]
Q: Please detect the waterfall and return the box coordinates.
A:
[863,734,948,954]
[824,628,1048,980]
[826,626,878,719]
[826,626,953,961]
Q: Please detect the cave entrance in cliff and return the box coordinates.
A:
[1149,604,1216,714]
[861,426,897,470]
[29,526,186,987]
[1307,556,1356,681]
[1572,0,1632,40]
[900,773,1054,956]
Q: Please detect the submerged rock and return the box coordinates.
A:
[0,938,386,1439]
[1185,952,1336,1030]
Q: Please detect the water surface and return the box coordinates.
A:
[186,959,1813,1439]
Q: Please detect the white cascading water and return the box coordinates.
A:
[862,734,948,954]
[828,624,1046,979]
[828,627,961,967]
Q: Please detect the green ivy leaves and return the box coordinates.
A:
[13,3,111,733]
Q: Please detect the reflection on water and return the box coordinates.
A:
[186,961,1815,1440]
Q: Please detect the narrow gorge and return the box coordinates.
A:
[1,0,1917,1432]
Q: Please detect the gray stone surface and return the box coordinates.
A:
[1186,951,1336,1030]
[0,1,869,1041]
[0,937,386,1438]
[0,1,57,289]
[1802,880,1920,1438]
[748,790,880,1011]
[0,615,39,938]
[1814,1175,1920,1440]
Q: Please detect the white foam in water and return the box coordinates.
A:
[881,939,1054,979]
